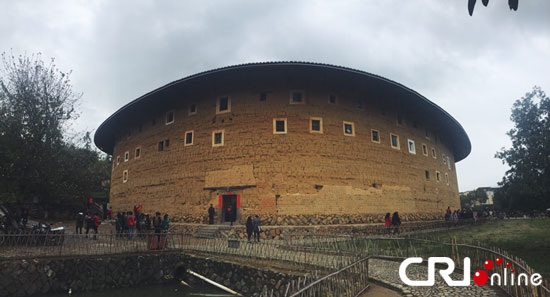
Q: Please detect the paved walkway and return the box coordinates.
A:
[369,258,504,297]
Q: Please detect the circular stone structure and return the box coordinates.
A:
[94,62,470,225]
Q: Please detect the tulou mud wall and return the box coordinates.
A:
[102,65,465,224]
[0,252,301,297]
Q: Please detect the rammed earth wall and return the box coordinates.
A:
[103,64,466,224]
[0,252,300,297]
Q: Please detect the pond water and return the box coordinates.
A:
[46,282,234,297]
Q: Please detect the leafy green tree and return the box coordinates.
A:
[495,86,550,211]
[468,0,519,16]
[0,52,110,209]
[460,188,489,208]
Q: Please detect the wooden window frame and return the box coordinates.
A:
[212,130,225,147]
[216,96,231,114]
[273,118,287,134]
[408,139,416,155]
[422,143,428,156]
[165,110,175,125]
[390,133,400,149]
[309,117,323,134]
[188,103,197,115]
[184,130,194,146]
[371,129,380,143]
[343,121,355,136]
[328,93,337,105]
[289,90,305,105]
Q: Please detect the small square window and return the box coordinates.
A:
[158,141,164,152]
[124,151,129,162]
[135,147,141,159]
[290,90,305,104]
[165,139,170,148]
[123,170,128,183]
[425,170,430,181]
[310,117,323,134]
[216,96,231,114]
[408,139,416,154]
[396,115,404,126]
[343,121,355,136]
[390,133,400,149]
[189,104,197,115]
[273,118,287,134]
[328,94,337,105]
[371,129,380,143]
[260,92,267,101]
[445,173,449,185]
[422,144,428,156]
[431,148,437,159]
[212,130,224,147]
[184,130,194,146]
[165,111,174,125]
[436,171,441,182]
[116,155,120,165]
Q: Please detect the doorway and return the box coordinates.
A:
[222,194,237,223]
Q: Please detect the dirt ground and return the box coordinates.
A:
[360,283,401,297]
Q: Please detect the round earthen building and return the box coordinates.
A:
[94,62,471,225]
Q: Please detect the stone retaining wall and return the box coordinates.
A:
[0,252,301,297]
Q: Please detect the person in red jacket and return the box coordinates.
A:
[92,214,101,240]
[126,212,135,240]
[384,213,391,234]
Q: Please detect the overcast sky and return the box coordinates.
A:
[1,0,549,192]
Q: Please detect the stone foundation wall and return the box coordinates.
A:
[0,252,301,297]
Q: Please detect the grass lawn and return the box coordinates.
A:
[423,218,550,277]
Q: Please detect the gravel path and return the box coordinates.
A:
[369,258,505,297]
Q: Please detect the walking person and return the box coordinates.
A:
[126,211,135,240]
[208,204,215,225]
[245,216,254,242]
[226,206,233,226]
[391,212,401,235]
[92,213,101,240]
[384,213,391,234]
[115,212,123,239]
[153,212,162,249]
[253,215,261,242]
[84,212,92,238]
[162,214,171,232]
[75,211,84,234]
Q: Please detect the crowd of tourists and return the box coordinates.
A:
[114,205,171,240]
[74,211,102,239]
[74,204,171,241]
[444,206,479,227]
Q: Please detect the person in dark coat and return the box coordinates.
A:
[245,216,254,242]
[208,204,215,225]
[391,212,401,234]
[253,215,261,242]
[75,211,84,234]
